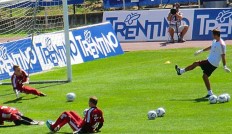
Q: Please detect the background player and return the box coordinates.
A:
[0,105,44,126]
[46,96,104,133]
[11,65,46,98]
[175,29,231,97]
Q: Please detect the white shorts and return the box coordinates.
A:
[169,25,188,33]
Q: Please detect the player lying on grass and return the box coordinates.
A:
[11,65,46,98]
[0,105,44,126]
[46,96,104,133]
[175,29,231,98]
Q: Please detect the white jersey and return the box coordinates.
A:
[207,38,226,67]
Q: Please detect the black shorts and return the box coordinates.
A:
[198,60,217,77]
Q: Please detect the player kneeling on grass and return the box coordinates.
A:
[46,96,104,133]
[0,105,44,126]
[11,65,46,98]
[175,29,231,98]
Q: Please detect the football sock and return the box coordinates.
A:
[208,90,213,95]
[180,69,185,74]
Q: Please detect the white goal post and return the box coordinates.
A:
[0,0,72,85]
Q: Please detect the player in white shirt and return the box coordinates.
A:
[175,29,231,98]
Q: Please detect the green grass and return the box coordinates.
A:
[1,47,232,133]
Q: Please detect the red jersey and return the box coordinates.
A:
[0,106,21,124]
[80,107,104,132]
[11,70,28,89]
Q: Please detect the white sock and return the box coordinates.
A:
[180,69,185,74]
[208,90,213,95]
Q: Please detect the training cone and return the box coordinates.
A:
[164,61,171,64]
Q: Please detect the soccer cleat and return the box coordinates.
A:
[39,93,47,97]
[46,120,54,132]
[175,65,181,75]
[15,90,20,98]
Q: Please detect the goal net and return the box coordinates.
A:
[0,0,72,84]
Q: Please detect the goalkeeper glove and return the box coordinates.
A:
[224,66,231,73]
[194,49,203,56]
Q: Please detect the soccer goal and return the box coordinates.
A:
[0,0,73,85]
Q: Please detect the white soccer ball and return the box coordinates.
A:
[156,107,165,117]
[66,93,76,102]
[83,108,89,117]
[147,110,157,120]
[222,93,230,102]
[209,95,217,104]
[218,94,227,103]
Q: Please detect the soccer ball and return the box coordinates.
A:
[156,107,165,117]
[222,93,230,102]
[218,94,227,103]
[209,95,217,104]
[66,93,76,102]
[147,110,157,120]
[83,108,89,117]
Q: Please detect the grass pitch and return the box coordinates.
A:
[1,47,232,134]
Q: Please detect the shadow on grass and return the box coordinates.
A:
[0,125,16,128]
[3,96,38,104]
[170,97,208,103]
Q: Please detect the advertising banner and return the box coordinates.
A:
[103,9,194,41]
[0,22,124,80]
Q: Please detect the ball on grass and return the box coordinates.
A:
[66,93,76,102]
[147,110,157,120]
[209,95,217,104]
[156,107,165,117]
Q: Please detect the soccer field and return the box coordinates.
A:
[1,47,232,134]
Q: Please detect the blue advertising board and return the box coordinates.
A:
[0,22,124,80]
[192,9,232,40]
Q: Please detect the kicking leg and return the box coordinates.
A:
[175,62,199,75]
[203,74,213,97]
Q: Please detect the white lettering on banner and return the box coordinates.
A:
[103,10,194,41]
[197,10,232,38]
[75,31,118,59]
[0,46,36,75]
[33,32,83,70]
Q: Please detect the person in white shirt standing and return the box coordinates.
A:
[175,29,231,98]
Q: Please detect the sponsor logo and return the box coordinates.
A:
[196,10,232,38]
[0,40,38,76]
[74,30,119,59]
[106,12,190,40]
[124,13,141,25]
[0,46,7,60]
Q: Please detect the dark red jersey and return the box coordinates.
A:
[11,70,28,89]
[80,107,104,132]
[0,106,21,123]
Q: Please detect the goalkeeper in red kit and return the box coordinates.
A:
[46,96,104,133]
[11,65,46,98]
[0,105,44,126]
